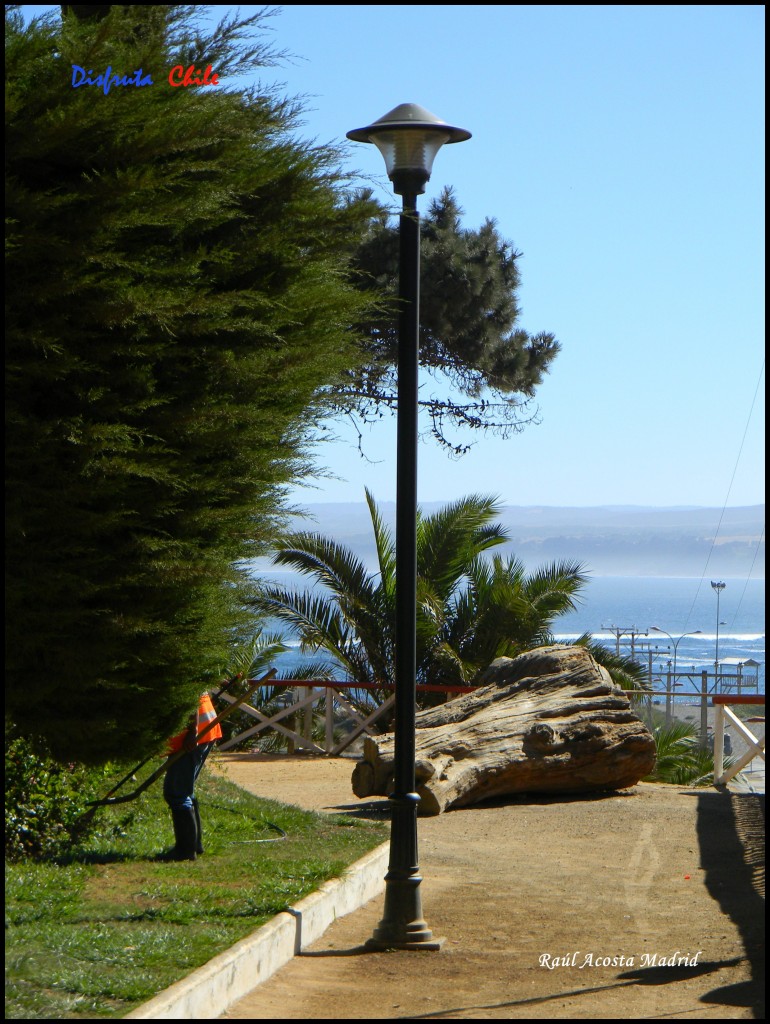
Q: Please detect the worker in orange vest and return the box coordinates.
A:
[162,692,223,861]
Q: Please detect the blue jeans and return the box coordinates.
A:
[163,742,214,811]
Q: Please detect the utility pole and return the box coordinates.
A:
[601,625,648,660]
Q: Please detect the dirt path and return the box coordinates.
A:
[214,753,764,1020]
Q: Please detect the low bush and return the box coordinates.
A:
[644,721,720,786]
[5,734,106,861]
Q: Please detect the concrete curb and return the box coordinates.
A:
[124,841,389,1020]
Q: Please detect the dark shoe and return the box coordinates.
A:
[167,806,198,861]
[192,797,204,855]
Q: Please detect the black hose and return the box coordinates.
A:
[230,819,288,844]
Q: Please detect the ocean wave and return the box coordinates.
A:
[555,632,765,643]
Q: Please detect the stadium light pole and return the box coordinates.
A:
[347,104,470,950]
[711,581,726,691]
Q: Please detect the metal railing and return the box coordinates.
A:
[639,668,765,739]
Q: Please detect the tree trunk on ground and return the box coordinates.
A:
[351,645,657,815]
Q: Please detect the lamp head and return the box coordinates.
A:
[347,103,471,196]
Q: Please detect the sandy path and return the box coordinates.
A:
[213,753,764,1020]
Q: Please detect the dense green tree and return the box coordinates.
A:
[255,491,591,711]
[5,5,376,762]
[342,189,561,453]
[6,5,563,764]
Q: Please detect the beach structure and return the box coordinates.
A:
[716,658,762,694]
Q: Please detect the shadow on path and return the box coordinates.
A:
[696,791,764,1018]
[399,958,747,1020]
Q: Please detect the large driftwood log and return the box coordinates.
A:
[352,645,656,815]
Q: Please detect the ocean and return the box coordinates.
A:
[552,575,765,695]
[251,571,765,696]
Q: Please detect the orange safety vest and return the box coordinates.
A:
[168,693,223,753]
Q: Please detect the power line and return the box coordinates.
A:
[683,359,765,632]
[729,525,765,633]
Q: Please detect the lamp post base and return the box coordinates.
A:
[365,893,445,951]
[364,848,444,951]
[365,935,445,952]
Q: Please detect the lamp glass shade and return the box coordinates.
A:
[369,128,452,181]
[347,104,470,193]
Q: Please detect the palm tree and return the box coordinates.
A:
[252,491,591,709]
[644,721,727,786]
[427,553,589,686]
[255,491,505,697]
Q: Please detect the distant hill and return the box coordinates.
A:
[255,503,764,578]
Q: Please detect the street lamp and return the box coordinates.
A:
[649,627,703,723]
[347,104,470,951]
[711,581,726,689]
[649,627,704,678]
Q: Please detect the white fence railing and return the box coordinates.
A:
[215,680,766,785]
[216,679,473,755]
[712,695,766,787]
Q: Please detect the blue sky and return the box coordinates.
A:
[21,5,766,508]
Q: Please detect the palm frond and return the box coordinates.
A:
[273,532,376,605]
[275,659,338,682]
[521,560,589,616]
[365,487,396,591]
[257,585,353,666]
[417,493,508,601]
[645,722,721,786]
[569,633,651,693]
[224,629,289,680]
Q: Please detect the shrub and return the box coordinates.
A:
[5,735,104,861]
[644,721,719,786]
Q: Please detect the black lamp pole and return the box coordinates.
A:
[375,185,429,950]
[347,104,470,950]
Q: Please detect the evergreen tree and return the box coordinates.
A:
[5,5,375,762]
[344,188,560,452]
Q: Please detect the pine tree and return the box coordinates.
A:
[344,188,561,452]
[5,5,374,761]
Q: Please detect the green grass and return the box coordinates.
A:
[5,767,387,1019]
